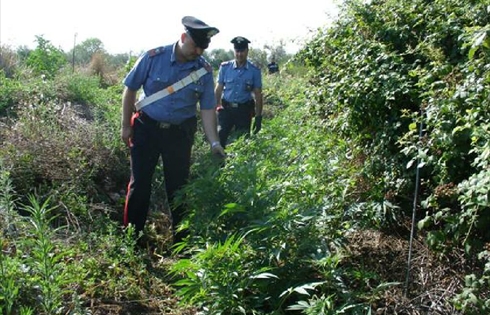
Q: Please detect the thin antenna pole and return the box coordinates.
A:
[72,33,77,73]
[405,109,424,297]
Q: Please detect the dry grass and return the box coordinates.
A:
[0,45,18,78]
[345,227,473,314]
[0,100,127,198]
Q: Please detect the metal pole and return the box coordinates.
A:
[72,33,77,72]
[404,109,424,297]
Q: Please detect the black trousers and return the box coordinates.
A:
[123,112,197,235]
[218,101,254,148]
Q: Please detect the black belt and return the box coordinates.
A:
[222,99,254,109]
[138,111,195,129]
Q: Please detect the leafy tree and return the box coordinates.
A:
[25,36,67,79]
[0,45,18,78]
[248,48,268,70]
[263,39,289,63]
[205,48,234,69]
[106,53,131,70]
[16,45,31,62]
[68,37,106,66]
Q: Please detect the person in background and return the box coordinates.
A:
[267,56,280,74]
[215,36,263,148]
[121,16,225,244]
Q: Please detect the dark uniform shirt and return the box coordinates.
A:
[217,60,262,104]
[267,62,279,74]
[124,42,215,125]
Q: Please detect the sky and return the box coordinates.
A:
[0,0,341,55]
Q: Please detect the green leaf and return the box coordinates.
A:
[418,216,431,230]
[250,272,279,279]
[406,159,415,169]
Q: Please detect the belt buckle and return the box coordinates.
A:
[157,122,171,129]
[231,102,239,108]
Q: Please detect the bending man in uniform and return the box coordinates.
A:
[215,36,263,148]
[121,16,225,244]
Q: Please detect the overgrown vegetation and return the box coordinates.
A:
[0,0,489,314]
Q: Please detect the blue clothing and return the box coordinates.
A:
[124,42,215,125]
[217,60,262,104]
[267,62,279,74]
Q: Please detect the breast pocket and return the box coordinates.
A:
[224,77,235,87]
[186,82,205,101]
[147,73,171,94]
[244,79,253,92]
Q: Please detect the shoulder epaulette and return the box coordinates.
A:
[248,61,260,70]
[220,60,232,66]
[148,46,165,57]
[204,61,212,72]
[198,58,213,72]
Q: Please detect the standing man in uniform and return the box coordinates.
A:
[267,56,280,74]
[215,36,263,148]
[121,16,225,243]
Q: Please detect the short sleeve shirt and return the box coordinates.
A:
[217,60,262,104]
[123,42,215,124]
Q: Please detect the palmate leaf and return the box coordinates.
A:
[279,281,326,298]
[249,272,278,279]
[286,300,311,311]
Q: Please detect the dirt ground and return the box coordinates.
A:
[345,226,483,315]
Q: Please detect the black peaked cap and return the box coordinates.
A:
[182,16,219,49]
[231,36,250,50]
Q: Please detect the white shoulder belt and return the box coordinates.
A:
[135,67,209,111]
